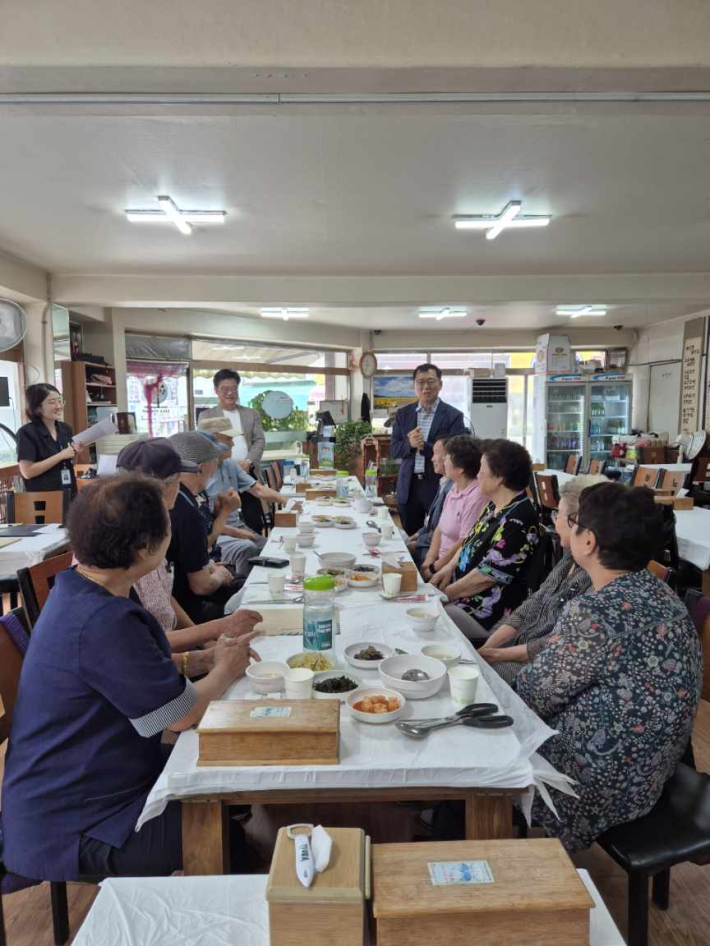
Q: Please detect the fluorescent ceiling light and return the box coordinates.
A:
[556,305,608,318]
[419,307,468,322]
[125,194,226,234]
[261,308,310,321]
[454,200,551,239]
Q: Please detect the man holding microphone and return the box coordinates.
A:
[390,362,467,535]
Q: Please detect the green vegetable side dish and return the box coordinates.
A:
[313,675,359,694]
[354,646,384,661]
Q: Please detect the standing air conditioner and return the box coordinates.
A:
[469,378,508,439]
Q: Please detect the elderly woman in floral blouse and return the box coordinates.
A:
[479,473,607,686]
[517,482,701,852]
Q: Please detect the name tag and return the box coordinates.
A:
[61,468,72,486]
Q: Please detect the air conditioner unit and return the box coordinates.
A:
[470,378,508,439]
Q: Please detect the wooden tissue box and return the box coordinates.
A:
[274,510,299,527]
[306,487,337,500]
[295,482,309,494]
[267,826,370,946]
[197,700,340,767]
[381,560,418,592]
[372,839,593,946]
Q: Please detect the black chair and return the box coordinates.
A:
[17,551,73,629]
[598,763,710,946]
[0,606,71,946]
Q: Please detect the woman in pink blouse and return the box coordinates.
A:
[421,435,487,580]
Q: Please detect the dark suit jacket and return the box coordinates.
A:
[390,400,467,504]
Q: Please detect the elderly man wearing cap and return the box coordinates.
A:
[166,431,243,622]
[116,437,263,674]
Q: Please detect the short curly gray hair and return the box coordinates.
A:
[559,474,608,515]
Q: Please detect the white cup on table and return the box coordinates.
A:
[283,535,298,553]
[448,665,480,706]
[284,668,314,699]
[268,572,286,597]
[381,523,394,540]
[382,573,402,596]
[290,553,307,580]
[378,506,389,522]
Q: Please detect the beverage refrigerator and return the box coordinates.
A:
[532,374,632,471]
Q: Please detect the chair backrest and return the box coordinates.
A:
[17,550,73,629]
[588,459,607,475]
[691,456,710,485]
[641,446,665,465]
[665,448,679,464]
[8,490,67,525]
[633,466,660,489]
[657,468,686,495]
[270,461,284,491]
[264,465,280,493]
[0,607,30,744]
[534,472,560,510]
[565,455,581,476]
[684,589,710,702]
[648,559,671,583]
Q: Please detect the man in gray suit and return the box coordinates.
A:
[198,368,266,475]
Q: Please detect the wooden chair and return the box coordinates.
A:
[665,448,680,464]
[16,551,73,629]
[684,589,710,702]
[588,459,607,475]
[640,446,665,465]
[564,455,581,476]
[656,468,686,495]
[633,466,661,489]
[647,559,677,590]
[533,472,559,527]
[688,457,710,507]
[270,461,284,491]
[264,465,281,496]
[0,606,71,946]
[7,490,67,525]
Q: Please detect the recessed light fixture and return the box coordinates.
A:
[556,305,608,319]
[260,308,310,321]
[125,195,226,235]
[453,200,551,240]
[419,307,468,321]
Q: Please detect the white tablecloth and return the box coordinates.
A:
[0,525,69,576]
[138,483,572,830]
[72,870,624,946]
[675,506,710,572]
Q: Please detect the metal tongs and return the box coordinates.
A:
[396,702,513,739]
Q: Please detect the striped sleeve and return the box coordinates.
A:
[129,679,198,737]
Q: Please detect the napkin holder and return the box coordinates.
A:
[197,700,339,767]
[275,510,299,527]
[306,487,337,500]
[267,826,370,946]
[381,559,418,592]
[372,839,593,946]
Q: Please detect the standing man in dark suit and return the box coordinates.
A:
[391,363,467,535]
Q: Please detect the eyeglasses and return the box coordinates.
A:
[218,386,238,394]
[567,513,580,529]
[414,379,440,389]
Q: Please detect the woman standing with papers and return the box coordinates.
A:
[16,383,81,499]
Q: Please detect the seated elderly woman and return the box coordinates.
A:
[430,439,541,642]
[517,482,701,852]
[1,477,259,882]
[479,474,607,686]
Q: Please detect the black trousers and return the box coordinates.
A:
[398,475,440,536]
[240,488,265,535]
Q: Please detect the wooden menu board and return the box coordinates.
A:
[680,317,705,434]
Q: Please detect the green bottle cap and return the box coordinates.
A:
[302,575,336,592]
[336,470,349,477]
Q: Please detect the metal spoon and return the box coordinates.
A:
[365,520,382,532]
[402,668,430,682]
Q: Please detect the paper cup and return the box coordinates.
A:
[382,573,402,595]
[381,523,394,539]
[268,573,286,597]
[283,535,298,553]
[290,553,307,580]
[448,665,480,706]
[378,506,389,521]
[284,667,314,699]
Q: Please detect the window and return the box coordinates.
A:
[0,360,22,466]
[127,361,189,437]
[375,353,427,371]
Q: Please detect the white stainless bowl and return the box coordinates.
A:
[297,534,316,548]
[378,654,447,699]
[406,607,439,633]
[344,641,394,670]
[318,552,357,570]
[362,532,382,548]
[420,642,462,669]
[245,661,289,694]
[312,670,362,701]
[347,687,405,724]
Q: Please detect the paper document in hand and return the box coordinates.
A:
[72,416,118,448]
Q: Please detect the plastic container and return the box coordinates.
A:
[336,470,349,499]
[364,462,378,499]
[302,575,336,654]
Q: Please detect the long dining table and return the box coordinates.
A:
[137,478,571,875]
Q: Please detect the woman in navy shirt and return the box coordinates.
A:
[2,476,258,882]
[16,383,80,498]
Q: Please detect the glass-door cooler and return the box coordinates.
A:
[587,380,632,466]
[544,381,586,471]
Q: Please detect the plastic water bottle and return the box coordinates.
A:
[364,462,378,500]
[299,456,310,480]
[302,576,336,654]
[336,470,349,499]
